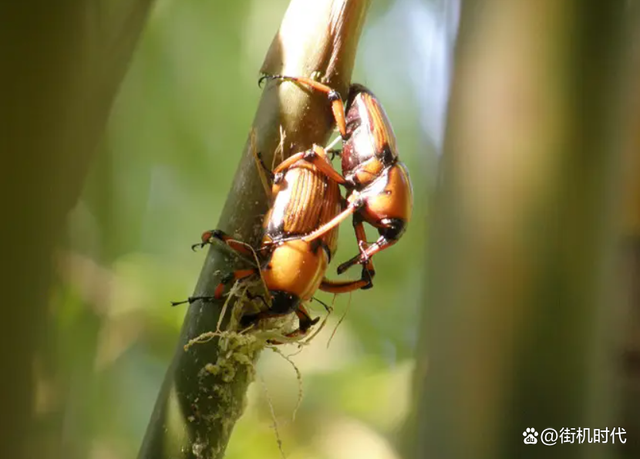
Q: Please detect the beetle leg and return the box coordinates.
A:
[338,218,406,274]
[193,229,254,257]
[280,305,320,341]
[170,296,217,307]
[327,148,342,161]
[240,299,319,338]
[304,145,348,184]
[350,218,376,279]
[271,145,347,186]
[293,304,320,335]
[170,268,257,306]
[254,151,274,179]
[320,265,374,292]
[337,236,398,275]
[301,196,365,243]
[253,151,274,196]
[324,135,344,160]
[271,151,309,175]
[267,305,320,343]
[213,268,258,298]
[325,134,343,152]
[259,309,319,344]
[259,74,347,138]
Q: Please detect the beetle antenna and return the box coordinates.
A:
[171,296,216,307]
[255,151,274,180]
[311,296,331,312]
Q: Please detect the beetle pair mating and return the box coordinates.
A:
[184,75,413,340]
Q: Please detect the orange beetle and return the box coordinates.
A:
[186,144,374,339]
[259,75,413,275]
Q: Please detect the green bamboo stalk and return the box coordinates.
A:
[407,1,627,459]
[0,3,154,459]
[137,1,370,458]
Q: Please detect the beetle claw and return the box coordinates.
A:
[191,242,205,251]
[258,74,284,88]
[361,266,375,290]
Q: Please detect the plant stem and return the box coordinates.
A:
[137,1,370,458]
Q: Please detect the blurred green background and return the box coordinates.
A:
[54,1,452,457]
[7,0,640,458]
